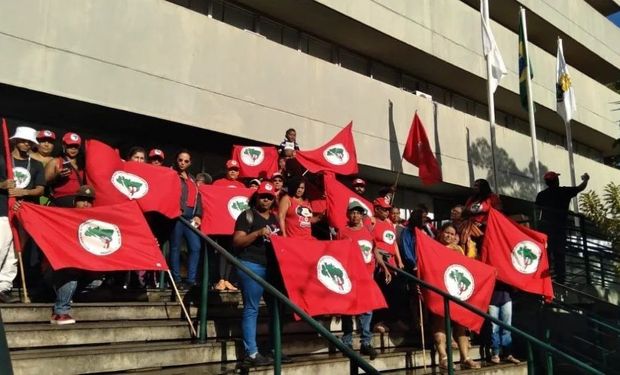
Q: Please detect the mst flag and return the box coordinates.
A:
[232,145,279,178]
[272,237,386,318]
[199,185,254,235]
[295,122,358,175]
[482,208,553,301]
[85,140,181,218]
[416,229,495,332]
[556,38,576,124]
[402,113,442,185]
[17,201,167,272]
[323,173,373,230]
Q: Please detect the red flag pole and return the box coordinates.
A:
[2,118,29,303]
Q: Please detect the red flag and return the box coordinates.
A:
[402,113,442,185]
[295,122,358,175]
[416,229,495,332]
[1,118,21,251]
[482,208,554,301]
[16,201,167,271]
[232,145,279,178]
[85,140,181,218]
[272,236,386,318]
[199,185,254,235]
[323,173,373,231]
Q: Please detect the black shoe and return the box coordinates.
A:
[242,353,273,367]
[267,351,293,363]
[360,344,378,360]
[0,291,19,303]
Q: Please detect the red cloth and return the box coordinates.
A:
[284,198,313,239]
[85,140,181,219]
[50,157,84,199]
[295,122,358,175]
[231,145,279,178]
[323,173,373,231]
[465,194,501,224]
[338,226,375,276]
[198,185,254,235]
[212,178,246,188]
[310,199,327,215]
[16,201,167,272]
[402,113,442,185]
[416,229,496,332]
[271,236,386,318]
[482,208,554,301]
[372,219,397,266]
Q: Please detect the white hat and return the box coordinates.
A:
[10,126,39,145]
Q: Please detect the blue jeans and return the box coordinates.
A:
[169,210,202,284]
[53,270,78,315]
[342,311,373,346]
[237,260,268,356]
[489,301,512,356]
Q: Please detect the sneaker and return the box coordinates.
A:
[267,351,293,363]
[242,352,273,367]
[0,291,19,303]
[50,314,76,325]
[360,344,378,360]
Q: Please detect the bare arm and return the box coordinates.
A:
[278,195,291,237]
[232,227,271,249]
[44,159,59,183]
[374,248,392,284]
[9,185,44,198]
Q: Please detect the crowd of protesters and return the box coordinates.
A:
[0,125,589,369]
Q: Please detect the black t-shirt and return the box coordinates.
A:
[535,186,580,230]
[234,208,279,266]
[12,157,45,203]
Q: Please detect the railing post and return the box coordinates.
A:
[527,342,534,375]
[350,356,359,375]
[198,241,209,343]
[444,297,454,375]
[579,215,591,285]
[159,241,168,291]
[272,299,282,375]
[545,328,553,374]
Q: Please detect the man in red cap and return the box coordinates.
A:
[45,132,84,207]
[32,129,56,167]
[535,171,590,283]
[148,149,165,166]
[352,177,367,197]
[213,160,245,188]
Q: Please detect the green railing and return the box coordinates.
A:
[385,263,604,375]
[0,311,14,375]
[179,217,379,375]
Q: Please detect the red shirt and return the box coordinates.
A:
[465,193,501,224]
[212,178,246,188]
[50,157,83,199]
[372,219,397,266]
[284,197,313,239]
[338,225,375,276]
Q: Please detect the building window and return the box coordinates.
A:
[339,49,370,76]
[223,2,255,31]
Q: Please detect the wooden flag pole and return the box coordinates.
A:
[418,298,427,369]
[17,252,30,303]
[167,271,197,338]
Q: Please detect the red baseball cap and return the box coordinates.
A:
[226,160,239,169]
[37,129,56,141]
[257,181,276,197]
[352,178,366,186]
[543,171,561,180]
[373,196,391,209]
[62,132,81,146]
[271,172,284,180]
[148,149,165,159]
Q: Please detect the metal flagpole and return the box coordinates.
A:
[520,7,541,190]
[483,0,500,193]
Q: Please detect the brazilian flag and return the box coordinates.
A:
[518,13,534,111]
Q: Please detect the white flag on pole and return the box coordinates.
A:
[481,0,507,93]
[556,38,576,124]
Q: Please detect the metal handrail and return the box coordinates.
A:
[179,217,379,375]
[0,311,14,375]
[546,298,620,335]
[553,282,620,309]
[385,264,604,375]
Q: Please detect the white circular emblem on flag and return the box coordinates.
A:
[511,240,541,274]
[13,167,31,189]
[382,230,396,245]
[78,219,122,256]
[444,264,475,301]
[227,196,250,220]
[316,255,352,294]
[111,171,149,199]
[348,197,373,217]
[240,147,264,166]
[323,143,350,165]
[357,240,373,264]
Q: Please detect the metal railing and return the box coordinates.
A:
[0,311,14,375]
[179,217,379,375]
[385,263,604,375]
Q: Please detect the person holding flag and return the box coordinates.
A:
[45,132,85,207]
[213,160,245,188]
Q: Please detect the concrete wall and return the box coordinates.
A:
[0,0,617,202]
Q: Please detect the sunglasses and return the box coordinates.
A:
[258,195,275,201]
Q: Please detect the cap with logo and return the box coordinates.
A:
[257,181,276,197]
[249,178,261,186]
[352,178,366,187]
[37,129,56,141]
[148,148,165,160]
[271,172,284,180]
[347,201,367,214]
[10,126,39,145]
[62,132,82,147]
[226,160,239,169]
[373,196,391,209]
[543,171,560,180]
[76,185,96,199]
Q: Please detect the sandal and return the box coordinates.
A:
[214,279,226,291]
[373,322,389,333]
[224,280,238,291]
[505,355,521,364]
[461,358,481,369]
[490,355,501,364]
[439,357,449,370]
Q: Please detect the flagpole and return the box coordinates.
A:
[167,271,198,338]
[558,37,578,213]
[418,298,427,369]
[482,0,500,193]
[520,7,541,190]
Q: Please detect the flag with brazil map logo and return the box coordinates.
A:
[295,122,358,175]
[85,139,181,219]
[231,145,279,178]
[416,229,495,332]
[271,236,386,319]
[199,185,254,235]
[482,208,553,301]
[323,173,373,231]
[16,201,167,271]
